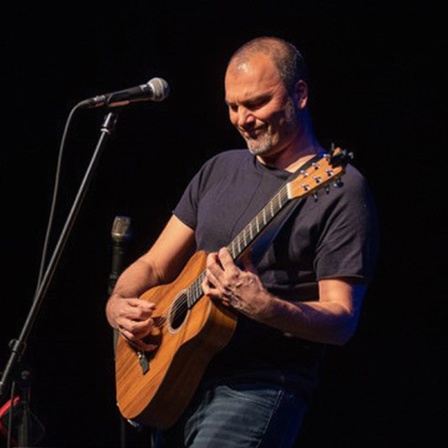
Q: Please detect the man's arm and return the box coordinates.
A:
[202,247,366,346]
[106,214,196,347]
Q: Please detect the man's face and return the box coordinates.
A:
[224,54,300,159]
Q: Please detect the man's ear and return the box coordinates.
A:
[295,80,309,109]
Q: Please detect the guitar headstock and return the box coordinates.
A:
[287,146,353,200]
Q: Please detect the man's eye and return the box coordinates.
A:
[247,98,268,110]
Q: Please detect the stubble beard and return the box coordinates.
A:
[244,100,298,157]
[245,131,274,156]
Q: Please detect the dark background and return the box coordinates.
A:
[1,1,446,447]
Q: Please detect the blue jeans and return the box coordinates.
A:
[153,378,307,447]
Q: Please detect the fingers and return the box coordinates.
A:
[117,306,160,352]
[202,248,269,318]
[110,297,154,323]
[123,298,156,321]
[203,247,245,307]
[119,325,159,352]
[205,248,241,287]
[110,297,158,344]
[118,316,154,338]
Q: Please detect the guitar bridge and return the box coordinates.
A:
[137,350,150,374]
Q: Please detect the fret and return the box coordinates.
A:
[236,237,241,255]
[187,281,195,308]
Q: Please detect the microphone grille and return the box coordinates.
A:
[148,77,170,101]
[111,216,132,243]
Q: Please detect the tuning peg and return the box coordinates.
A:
[313,193,319,201]
[333,179,344,188]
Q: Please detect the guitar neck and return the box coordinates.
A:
[227,184,291,260]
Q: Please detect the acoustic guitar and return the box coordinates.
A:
[114,146,352,429]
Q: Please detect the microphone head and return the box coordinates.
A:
[147,77,170,102]
[111,216,132,243]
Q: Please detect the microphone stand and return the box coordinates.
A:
[0,110,120,447]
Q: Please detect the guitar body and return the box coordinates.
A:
[115,251,238,429]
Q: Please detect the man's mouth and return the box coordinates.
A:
[241,127,263,140]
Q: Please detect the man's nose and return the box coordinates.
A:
[237,108,255,127]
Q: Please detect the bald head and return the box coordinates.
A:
[227,37,309,94]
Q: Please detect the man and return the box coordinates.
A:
[106,36,379,447]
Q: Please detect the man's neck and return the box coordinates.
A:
[257,141,324,173]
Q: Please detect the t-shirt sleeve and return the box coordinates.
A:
[172,154,219,230]
[314,165,379,283]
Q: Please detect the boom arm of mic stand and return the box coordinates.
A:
[0,110,120,398]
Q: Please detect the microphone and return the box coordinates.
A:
[108,215,132,294]
[78,77,170,109]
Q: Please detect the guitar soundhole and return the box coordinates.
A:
[169,292,189,331]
